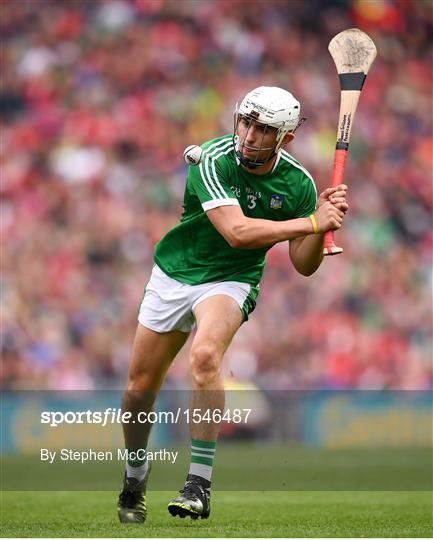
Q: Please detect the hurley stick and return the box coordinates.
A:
[323,28,377,255]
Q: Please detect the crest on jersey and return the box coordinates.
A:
[269,194,284,209]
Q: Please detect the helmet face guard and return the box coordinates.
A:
[233,112,281,169]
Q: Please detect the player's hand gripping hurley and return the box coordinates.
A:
[323,28,377,255]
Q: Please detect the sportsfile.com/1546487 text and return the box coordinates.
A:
[40,408,252,428]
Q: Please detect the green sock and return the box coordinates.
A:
[189,438,216,482]
[125,448,148,480]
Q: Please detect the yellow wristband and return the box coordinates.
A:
[309,214,319,234]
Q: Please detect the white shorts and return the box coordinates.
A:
[138,265,259,333]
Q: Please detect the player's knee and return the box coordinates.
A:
[123,380,157,414]
[190,344,221,386]
[126,368,158,392]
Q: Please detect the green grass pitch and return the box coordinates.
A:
[1,490,432,537]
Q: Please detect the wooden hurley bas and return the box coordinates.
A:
[323,28,377,256]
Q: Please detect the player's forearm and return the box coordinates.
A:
[289,233,325,276]
[230,216,313,249]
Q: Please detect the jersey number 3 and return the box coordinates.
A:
[247,194,257,209]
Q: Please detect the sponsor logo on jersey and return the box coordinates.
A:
[269,194,284,209]
[230,186,241,198]
[246,186,261,199]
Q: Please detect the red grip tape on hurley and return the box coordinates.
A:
[330,149,348,187]
[323,148,348,254]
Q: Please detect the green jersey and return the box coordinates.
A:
[154,134,317,286]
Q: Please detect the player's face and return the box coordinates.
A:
[236,116,278,162]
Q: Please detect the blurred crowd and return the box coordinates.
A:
[2,0,432,390]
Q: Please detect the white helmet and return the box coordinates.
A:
[236,86,301,149]
[233,86,301,169]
